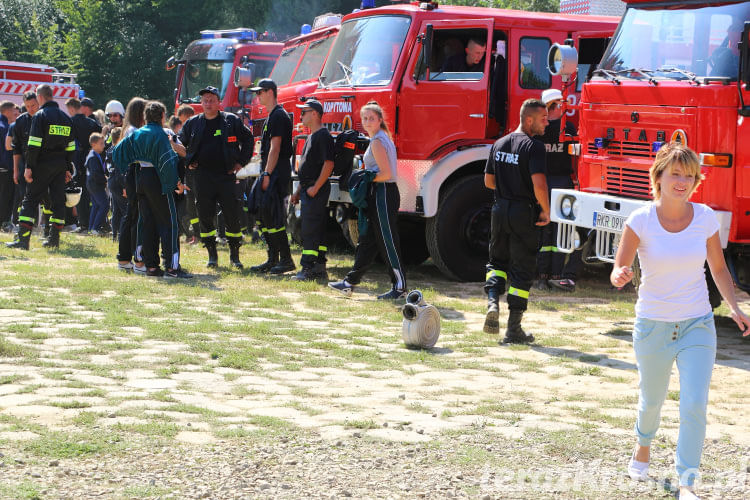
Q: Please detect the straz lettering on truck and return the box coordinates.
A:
[323,101,352,113]
[606,127,667,143]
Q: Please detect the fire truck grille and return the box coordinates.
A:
[587,140,653,158]
[605,165,651,199]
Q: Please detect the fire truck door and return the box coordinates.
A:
[508,30,559,131]
[397,19,493,157]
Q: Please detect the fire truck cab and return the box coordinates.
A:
[548,0,750,293]
[166,28,282,115]
[306,1,618,281]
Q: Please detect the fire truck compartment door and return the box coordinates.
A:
[398,19,493,157]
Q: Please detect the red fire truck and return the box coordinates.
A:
[166,28,282,116]
[235,14,340,144]
[0,60,81,110]
[548,0,750,294]
[304,1,618,281]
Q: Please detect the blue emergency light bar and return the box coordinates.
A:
[361,0,375,8]
[200,28,257,41]
[78,89,85,99]
[301,24,312,35]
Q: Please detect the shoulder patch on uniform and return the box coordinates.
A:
[49,125,71,136]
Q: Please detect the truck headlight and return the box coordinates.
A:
[561,197,572,217]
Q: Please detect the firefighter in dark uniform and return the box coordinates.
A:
[7,84,75,249]
[483,98,549,343]
[250,79,295,274]
[289,99,334,281]
[66,97,102,232]
[178,86,253,269]
[537,89,581,292]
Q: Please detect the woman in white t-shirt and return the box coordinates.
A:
[611,143,750,500]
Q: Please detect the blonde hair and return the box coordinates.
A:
[360,101,391,139]
[650,142,704,199]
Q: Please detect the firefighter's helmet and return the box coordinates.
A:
[105,100,125,117]
[65,185,82,208]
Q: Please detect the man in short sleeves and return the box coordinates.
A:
[249,79,295,274]
[290,99,334,281]
[483,99,550,343]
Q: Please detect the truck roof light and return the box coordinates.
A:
[360,0,375,8]
[312,13,341,30]
[78,89,85,99]
[651,141,664,153]
[200,28,257,41]
[300,24,312,35]
[700,153,732,168]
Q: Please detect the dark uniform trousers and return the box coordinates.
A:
[117,164,143,263]
[184,169,200,237]
[18,164,67,231]
[485,198,540,312]
[193,169,242,245]
[345,182,406,291]
[299,182,330,269]
[0,168,14,224]
[536,175,582,280]
[135,166,179,270]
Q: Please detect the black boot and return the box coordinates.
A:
[205,240,218,268]
[229,242,243,269]
[269,232,295,275]
[250,234,278,273]
[42,225,61,248]
[6,224,32,250]
[483,292,500,334]
[502,310,535,344]
[311,261,328,281]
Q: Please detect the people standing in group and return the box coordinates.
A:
[482,98,549,342]
[0,101,19,231]
[536,88,581,292]
[84,133,108,235]
[611,143,750,500]
[116,97,147,272]
[113,101,190,278]
[176,104,200,244]
[289,99,334,281]
[179,86,253,269]
[249,79,295,274]
[328,101,407,300]
[7,84,75,250]
[66,97,102,234]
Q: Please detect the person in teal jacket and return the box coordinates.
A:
[113,101,191,278]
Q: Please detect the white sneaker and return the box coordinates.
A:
[627,452,649,481]
[117,262,133,271]
[133,263,147,275]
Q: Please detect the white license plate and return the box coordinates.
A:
[593,211,625,231]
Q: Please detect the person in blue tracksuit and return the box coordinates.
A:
[113,101,191,278]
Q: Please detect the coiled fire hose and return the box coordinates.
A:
[401,290,441,349]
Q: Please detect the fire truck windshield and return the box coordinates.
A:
[180,59,234,103]
[270,44,306,85]
[599,2,749,81]
[319,15,411,87]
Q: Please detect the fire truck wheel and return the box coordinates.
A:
[705,263,721,310]
[398,217,429,266]
[426,174,492,282]
[342,218,359,248]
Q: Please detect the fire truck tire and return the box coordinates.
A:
[705,263,721,310]
[426,174,492,282]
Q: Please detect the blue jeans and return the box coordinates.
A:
[633,312,716,487]
[87,185,109,232]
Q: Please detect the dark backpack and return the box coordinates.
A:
[334,129,368,188]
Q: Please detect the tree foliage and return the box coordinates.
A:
[0,0,555,109]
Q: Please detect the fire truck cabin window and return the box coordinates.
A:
[519,38,551,89]
[597,2,750,80]
[417,28,488,82]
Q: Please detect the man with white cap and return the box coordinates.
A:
[536,88,581,292]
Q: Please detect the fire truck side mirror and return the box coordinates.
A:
[165,56,176,72]
[741,22,750,86]
[415,24,433,82]
[234,65,255,88]
[548,43,578,82]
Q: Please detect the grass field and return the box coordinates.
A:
[0,231,749,499]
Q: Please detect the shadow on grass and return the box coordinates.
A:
[160,272,223,291]
[54,241,108,259]
[531,344,637,371]
[404,345,454,355]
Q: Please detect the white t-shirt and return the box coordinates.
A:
[626,202,720,322]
